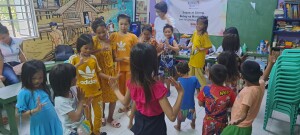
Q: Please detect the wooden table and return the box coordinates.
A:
[0,83,22,135]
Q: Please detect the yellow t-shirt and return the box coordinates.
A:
[69,54,102,97]
[110,32,138,71]
[188,31,212,68]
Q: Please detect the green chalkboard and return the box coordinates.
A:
[210,0,277,51]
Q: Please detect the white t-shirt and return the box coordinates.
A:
[216,46,242,56]
[154,15,175,42]
[55,87,85,135]
[0,37,23,63]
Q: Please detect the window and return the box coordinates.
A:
[0,0,38,39]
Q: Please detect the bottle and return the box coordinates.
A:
[260,40,265,54]
[242,43,248,55]
[257,45,260,54]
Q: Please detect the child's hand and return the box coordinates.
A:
[101,46,109,51]
[228,119,239,125]
[122,57,130,63]
[108,76,120,91]
[34,96,46,112]
[78,57,86,66]
[0,75,5,81]
[269,51,279,65]
[84,97,93,108]
[77,87,85,102]
[168,77,184,94]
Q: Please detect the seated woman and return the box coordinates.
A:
[0,23,27,85]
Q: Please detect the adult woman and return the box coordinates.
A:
[154,1,175,43]
[0,23,27,85]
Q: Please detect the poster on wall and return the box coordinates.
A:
[166,0,227,36]
[101,0,135,32]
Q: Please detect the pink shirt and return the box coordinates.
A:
[127,80,167,117]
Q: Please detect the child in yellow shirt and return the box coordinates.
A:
[187,16,212,91]
[69,34,118,135]
[109,14,138,113]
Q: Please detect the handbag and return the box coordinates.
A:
[55,45,74,61]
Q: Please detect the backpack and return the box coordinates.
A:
[55,45,74,61]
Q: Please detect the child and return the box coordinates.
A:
[221,55,276,135]
[174,62,200,131]
[91,19,120,128]
[159,24,180,96]
[198,64,236,135]
[109,43,184,135]
[138,24,163,54]
[187,16,212,91]
[50,63,94,135]
[109,14,138,113]
[216,27,242,56]
[16,60,63,135]
[69,34,118,135]
[217,51,241,93]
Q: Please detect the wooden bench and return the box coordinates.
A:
[0,83,22,135]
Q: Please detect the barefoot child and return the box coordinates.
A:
[109,14,138,113]
[198,64,236,135]
[174,62,200,131]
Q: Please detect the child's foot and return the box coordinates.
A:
[190,123,195,129]
[102,118,106,126]
[100,132,107,135]
[174,125,181,131]
[107,119,121,128]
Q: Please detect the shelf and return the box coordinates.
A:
[273,31,300,35]
[275,18,300,21]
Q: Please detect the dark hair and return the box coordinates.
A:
[209,64,228,86]
[50,63,76,97]
[142,24,152,33]
[92,18,106,33]
[21,60,51,95]
[117,14,131,24]
[155,1,168,14]
[76,34,93,53]
[0,23,9,34]
[222,27,240,53]
[49,22,58,29]
[217,51,240,83]
[130,43,158,103]
[176,62,190,74]
[241,61,263,83]
[163,24,173,32]
[197,16,208,34]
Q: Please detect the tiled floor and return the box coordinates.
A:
[5,86,300,135]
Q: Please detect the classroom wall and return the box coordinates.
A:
[150,0,277,51]
[211,0,277,51]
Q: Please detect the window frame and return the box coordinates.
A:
[0,0,39,39]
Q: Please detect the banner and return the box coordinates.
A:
[166,0,227,36]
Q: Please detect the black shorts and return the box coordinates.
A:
[131,111,167,135]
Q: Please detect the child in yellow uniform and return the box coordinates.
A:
[187,16,212,91]
[110,14,138,113]
[69,34,118,135]
[91,18,121,128]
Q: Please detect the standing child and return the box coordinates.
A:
[50,63,93,135]
[198,64,236,135]
[221,55,276,135]
[91,19,120,128]
[174,62,200,131]
[187,16,212,91]
[16,60,63,135]
[138,24,163,55]
[109,14,138,113]
[109,43,184,135]
[159,24,180,96]
[69,34,118,135]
